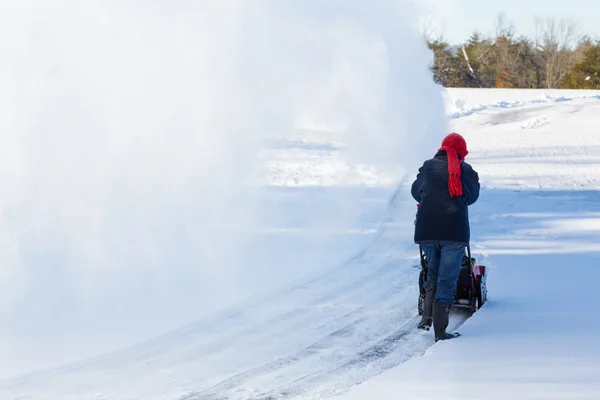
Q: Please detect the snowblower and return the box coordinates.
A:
[417,244,487,315]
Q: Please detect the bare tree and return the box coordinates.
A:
[491,13,524,88]
[494,12,516,39]
[417,6,447,44]
[534,16,580,88]
[418,10,436,43]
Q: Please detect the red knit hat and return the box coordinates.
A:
[439,132,468,197]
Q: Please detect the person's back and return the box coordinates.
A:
[411,132,480,341]
[412,148,479,245]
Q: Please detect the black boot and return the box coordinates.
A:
[417,284,435,330]
[433,301,460,342]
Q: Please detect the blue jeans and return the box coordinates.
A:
[421,241,465,304]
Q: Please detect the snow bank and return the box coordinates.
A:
[443,88,600,119]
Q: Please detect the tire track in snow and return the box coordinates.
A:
[252,309,469,400]
[176,258,416,359]
[181,264,420,399]
[181,310,469,400]
[252,318,426,400]
[180,314,420,400]
[267,312,469,400]
[114,247,414,369]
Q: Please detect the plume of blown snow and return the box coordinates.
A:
[0,0,447,376]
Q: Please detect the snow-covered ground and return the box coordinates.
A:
[1,88,599,400]
[337,89,600,400]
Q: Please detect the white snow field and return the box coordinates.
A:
[1,88,600,400]
[2,3,600,400]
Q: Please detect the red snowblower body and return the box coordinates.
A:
[414,204,488,315]
[417,244,487,315]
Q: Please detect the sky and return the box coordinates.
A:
[415,0,600,44]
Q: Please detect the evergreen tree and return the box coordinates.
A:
[562,42,600,89]
[427,39,463,87]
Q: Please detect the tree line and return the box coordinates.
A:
[424,14,600,89]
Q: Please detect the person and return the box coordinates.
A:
[411,132,480,342]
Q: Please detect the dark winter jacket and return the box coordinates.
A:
[411,150,480,244]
